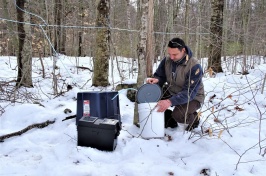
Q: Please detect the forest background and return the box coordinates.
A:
[0,0,265,89]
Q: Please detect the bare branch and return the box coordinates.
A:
[0,120,56,142]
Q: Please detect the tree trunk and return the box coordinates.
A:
[92,0,110,87]
[16,0,33,88]
[146,0,155,77]
[208,0,224,73]
[60,0,66,54]
[126,0,134,78]
[240,0,251,74]
[185,0,190,44]
[133,0,149,126]
[194,1,202,59]
[167,0,174,40]
[78,0,85,57]
[222,0,229,61]
[137,0,148,87]
[158,0,173,60]
[54,0,62,53]
[43,0,51,56]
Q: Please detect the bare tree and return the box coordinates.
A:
[16,0,33,88]
[136,0,148,87]
[146,0,154,77]
[184,0,190,44]
[132,0,149,126]
[60,0,66,54]
[78,0,85,57]
[208,0,224,73]
[240,0,251,74]
[54,0,62,53]
[92,0,111,87]
[126,0,134,78]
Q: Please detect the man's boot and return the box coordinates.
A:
[186,112,200,131]
[164,109,178,128]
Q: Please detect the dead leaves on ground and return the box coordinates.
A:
[200,168,211,176]
[168,171,174,175]
[234,106,244,111]
[209,93,245,112]
[167,168,211,176]
[209,94,216,103]
[165,134,173,141]
[214,117,221,123]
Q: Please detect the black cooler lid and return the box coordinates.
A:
[78,117,120,131]
[136,84,162,103]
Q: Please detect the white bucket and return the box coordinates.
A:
[138,103,164,139]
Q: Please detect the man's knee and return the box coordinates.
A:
[172,109,196,124]
[172,110,186,123]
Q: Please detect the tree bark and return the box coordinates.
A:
[208,0,224,73]
[194,1,202,59]
[78,0,85,57]
[167,0,174,40]
[146,0,155,77]
[16,0,33,88]
[137,0,148,87]
[60,0,66,54]
[133,0,149,126]
[126,0,134,78]
[92,0,110,87]
[54,0,63,53]
[185,0,190,44]
[240,0,251,74]
[222,0,229,61]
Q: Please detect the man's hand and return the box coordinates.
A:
[156,99,172,112]
[146,78,159,84]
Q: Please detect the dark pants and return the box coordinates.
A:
[172,100,201,125]
[162,86,201,128]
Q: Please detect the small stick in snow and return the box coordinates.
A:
[62,115,76,121]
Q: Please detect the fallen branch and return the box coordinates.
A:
[0,119,55,142]
[76,66,93,72]
[62,114,76,121]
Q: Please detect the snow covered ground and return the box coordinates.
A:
[0,55,265,176]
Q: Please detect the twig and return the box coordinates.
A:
[245,75,265,155]
[62,114,76,121]
[64,133,77,141]
[221,137,266,170]
[262,148,266,157]
[39,52,45,78]
[181,158,187,165]
[76,66,93,72]
[121,129,136,138]
[261,73,266,94]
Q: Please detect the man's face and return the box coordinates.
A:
[167,47,186,62]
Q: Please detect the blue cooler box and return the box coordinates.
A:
[76,91,121,124]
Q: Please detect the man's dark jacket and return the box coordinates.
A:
[154,46,205,106]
